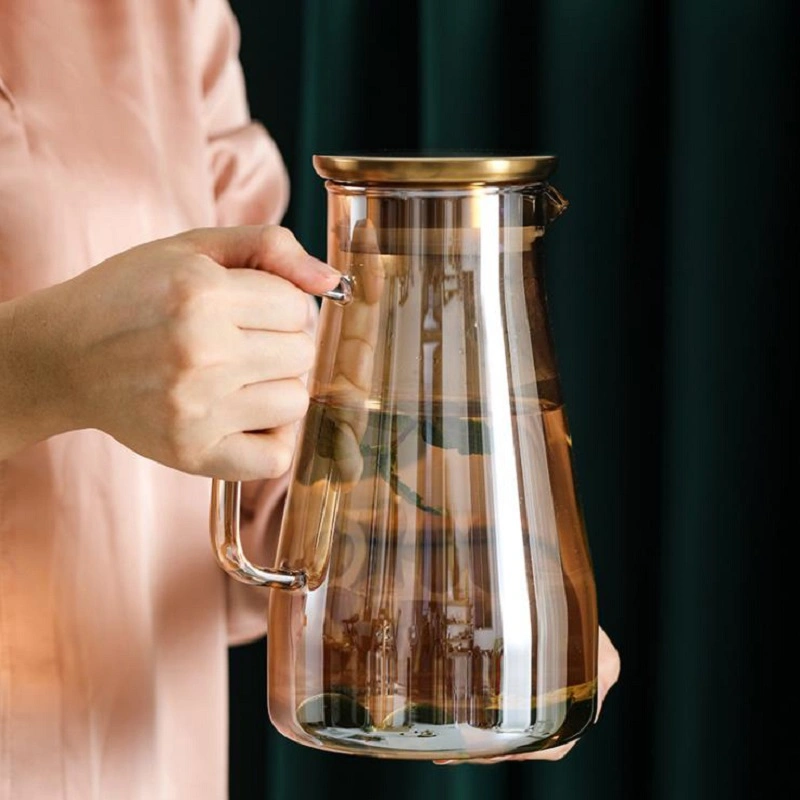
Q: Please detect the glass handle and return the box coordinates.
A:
[318,275,354,305]
[210,479,306,589]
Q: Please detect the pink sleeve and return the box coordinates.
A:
[195,0,290,227]
[195,0,293,644]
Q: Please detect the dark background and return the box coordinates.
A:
[225,2,796,798]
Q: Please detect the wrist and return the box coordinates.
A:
[0,286,80,458]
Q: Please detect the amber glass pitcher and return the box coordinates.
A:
[211,155,598,760]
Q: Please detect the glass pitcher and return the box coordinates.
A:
[211,155,598,760]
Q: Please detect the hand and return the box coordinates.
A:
[2,225,340,479]
[435,627,621,765]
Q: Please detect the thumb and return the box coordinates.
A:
[181,225,341,295]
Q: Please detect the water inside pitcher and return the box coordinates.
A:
[212,155,598,760]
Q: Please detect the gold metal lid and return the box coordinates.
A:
[312,154,558,186]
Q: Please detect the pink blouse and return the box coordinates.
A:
[0,1,289,796]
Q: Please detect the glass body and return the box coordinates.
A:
[263,179,599,760]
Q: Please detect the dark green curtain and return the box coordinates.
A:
[227,2,796,798]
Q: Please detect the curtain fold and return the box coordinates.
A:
[229,1,795,797]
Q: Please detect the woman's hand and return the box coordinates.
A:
[0,225,339,479]
[435,627,621,765]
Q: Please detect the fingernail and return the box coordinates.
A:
[434,760,455,765]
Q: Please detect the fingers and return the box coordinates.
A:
[207,423,297,481]
[226,269,316,331]
[334,338,375,393]
[330,421,364,489]
[434,741,577,766]
[519,742,577,762]
[215,378,309,437]
[236,329,315,384]
[596,625,621,719]
[434,627,621,767]
[181,225,341,296]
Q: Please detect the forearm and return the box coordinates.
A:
[0,289,75,460]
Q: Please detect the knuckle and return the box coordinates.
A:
[262,225,298,256]
[264,440,294,478]
[162,424,203,474]
[167,327,205,371]
[284,288,312,330]
[284,379,310,417]
[163,380,186,423]
[162,375,210,431]
[293,332,316,374]
[177,227,208,248]
[164,259,221,321]
[164,298,220,372]
[173,228,201,254]
[269,283,310,332]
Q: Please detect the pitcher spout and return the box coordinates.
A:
[544,184,569,224]
[523,183,569,228]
